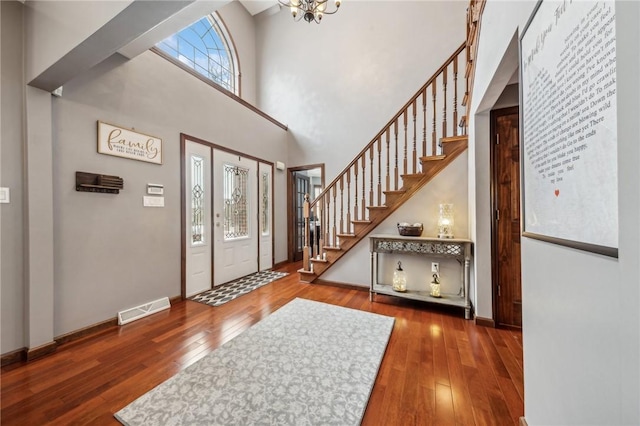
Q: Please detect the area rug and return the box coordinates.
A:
[115,298,395,426]
[190,270,288,307]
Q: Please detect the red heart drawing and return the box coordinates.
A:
[554,189,560,197]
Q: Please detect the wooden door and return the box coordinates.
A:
[491,107,522,328]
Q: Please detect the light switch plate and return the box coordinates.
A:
[143,196,164,207]
[0,187,10,203]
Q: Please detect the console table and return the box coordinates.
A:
[369,234,473,319]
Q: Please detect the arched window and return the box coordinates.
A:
[157,13,239,95]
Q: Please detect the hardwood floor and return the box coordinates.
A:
[1,263,523,425]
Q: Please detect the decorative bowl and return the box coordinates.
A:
[397,222,423,236]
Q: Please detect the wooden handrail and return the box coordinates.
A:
[309,42,466,211]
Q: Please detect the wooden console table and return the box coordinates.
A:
[369,234,473,319]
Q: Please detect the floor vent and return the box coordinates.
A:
[118,297,170,325]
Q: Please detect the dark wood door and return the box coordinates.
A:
[492,107,522,328]
[293,172,310,262]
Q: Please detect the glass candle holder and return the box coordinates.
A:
[430,273,441,298]
[438,203,454,239]
[392,261,407,292]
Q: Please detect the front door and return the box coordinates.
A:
[492,106,522,328]
[213,149,258,284]
[185,140,212,297]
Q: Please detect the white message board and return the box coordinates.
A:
[520,0,618,257]
[98,121,163,165]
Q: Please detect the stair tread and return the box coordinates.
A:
[310,258,328,263]
[383,190,406,195]
[323,246,342,251]
[420,155,446,162]
[401,173,424,179]
[297,269,316,275]
[441,135,468,144]
[367,205,388,210]
[352,220,371,224]
[336,233,356,238]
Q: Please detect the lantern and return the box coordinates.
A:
[392,261,407,292]
[437,203,454,239]
[430,273,441,298]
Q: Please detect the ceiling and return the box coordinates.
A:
[239,0,278,16]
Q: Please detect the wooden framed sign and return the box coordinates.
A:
[519,0,618,257]
[98,121,163,165]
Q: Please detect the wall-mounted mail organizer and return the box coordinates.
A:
[76,171,124,194]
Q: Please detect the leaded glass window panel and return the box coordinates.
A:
[224,164,249,239]
[156,14,237,94]
[261,172,270,235]
[191,155,205,245]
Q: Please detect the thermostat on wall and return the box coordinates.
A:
[147,183,164,195]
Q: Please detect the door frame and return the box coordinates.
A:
[286,164,325,263]
[490,106,521,328]
[180,133,274,298]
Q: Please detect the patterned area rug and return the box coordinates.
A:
[115,298,395,426]
[190,271,289,307]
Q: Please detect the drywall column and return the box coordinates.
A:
[24,86,55,355]
[0,0,26,355]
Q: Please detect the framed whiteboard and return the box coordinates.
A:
[519,0,618,257]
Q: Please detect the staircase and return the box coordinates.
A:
[298,42,469,283]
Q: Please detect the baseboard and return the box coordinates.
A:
[475,316,496,327]
[55,317,119,346]
[272,260,289,270]
[26,341,58,361]
[519,416,528,426]
[313,278,369,292]
[1,347,26,367]
[2,295,184,367]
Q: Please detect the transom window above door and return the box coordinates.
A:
[156,14,239,94]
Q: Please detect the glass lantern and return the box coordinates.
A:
[392,261,407,292]
[430,273,441,298]
[437,203,454,239]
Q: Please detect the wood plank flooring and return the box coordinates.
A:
[1,262,523,425]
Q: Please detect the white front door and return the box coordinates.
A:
[213,149,258,284]
[185,140,212,297]
[258,162,274,270]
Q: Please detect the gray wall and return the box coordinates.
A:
[471,0,639,423]
[0,0,25,354]
[217,1,257,104]
[51,50,288,336]
[255,1,467,177]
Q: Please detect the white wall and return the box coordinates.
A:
[471,0,639,423]
[324,152,468,291]
[52,50,288,336]
[255,1,467,176]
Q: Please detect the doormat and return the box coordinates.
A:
[190,271,289,307]
[115,298,394,426]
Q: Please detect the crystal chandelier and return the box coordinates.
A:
[279,0,341,24]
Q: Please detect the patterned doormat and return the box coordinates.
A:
[190,270,289,307]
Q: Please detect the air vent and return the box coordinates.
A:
[118,297,170,325]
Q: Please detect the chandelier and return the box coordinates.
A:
[278,0,341,24]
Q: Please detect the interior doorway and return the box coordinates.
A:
[491,106,522,328]
[287,164,324,262]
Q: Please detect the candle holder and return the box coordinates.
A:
[392,261,407,292]
[438,203,454,239]
[430,273,441,298]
